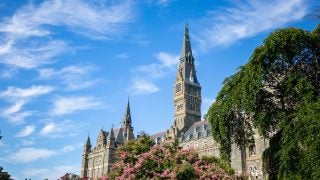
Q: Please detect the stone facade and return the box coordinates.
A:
[81,100,134,179]
[151,24,269,179]
[179,121,220,157]
[81,23,269,179]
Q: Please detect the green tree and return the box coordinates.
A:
[208,24,320,179]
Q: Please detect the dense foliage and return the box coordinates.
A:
[208,24,320,179]
[108,136,234,179]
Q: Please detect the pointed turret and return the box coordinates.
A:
[121,98,135,141]
[83,135,91,155]
[122,97,132,128]
[96,128,106,150]
[81,135,91,178]
[178,22,198,84]
[107,126,115,148]
[181,22,193,59]
[86,136,91,147]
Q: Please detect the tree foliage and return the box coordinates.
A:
[208,24,320,179]
[108,136,234,179]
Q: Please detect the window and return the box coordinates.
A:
[175,83,181,93]
[249,144,256,156]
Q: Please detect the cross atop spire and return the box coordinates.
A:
[181,22,193,59]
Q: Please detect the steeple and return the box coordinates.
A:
[168,23,202,140]
[121,98,135,141]
[122,97,132,128]
[181,22,193,59]
[83,135,91,155]
[177,22,198,84]
[86,135,91,147]
[107,126,115,148]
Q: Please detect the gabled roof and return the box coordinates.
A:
[113,127,125,144]
[180,121,211,142]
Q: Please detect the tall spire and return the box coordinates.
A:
[177,23,198,83]
[181,22,193,59]
[122,97,132,127]
[86,135,91,146]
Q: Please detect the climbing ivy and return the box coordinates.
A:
[208,24,320,179]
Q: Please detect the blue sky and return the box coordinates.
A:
[0,0,318,179]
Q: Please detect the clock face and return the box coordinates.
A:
[176,83,181,93]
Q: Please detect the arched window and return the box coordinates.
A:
[249,144,256,156]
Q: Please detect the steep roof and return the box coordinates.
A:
[180,121,211,142]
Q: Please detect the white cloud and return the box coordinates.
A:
[7,148,56,163]
[0,39,68,69]
[60,143,82,153]
[0,0,135,70]
[116,53,129,59]
[0,85,54,123]
[156,52,179,67]
[130,52,178,94]
[16,125,36,137]
[22,164,80,179]
[6,142,81,165]
[38,65,98,90]
[0,67,18,79]
[40,120,87,138]
[135,52,179,78]
[21,139,35,146]
[130,79,159,94]
[0,100,33,123]
[39,122,56,136]
[51,96,101,115]
[0,85,54,100]
[195,0,307,50]
[39,119,87,138]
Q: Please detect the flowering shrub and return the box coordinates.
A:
[108,136,235,179]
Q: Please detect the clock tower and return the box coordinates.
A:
[166,23,202,139]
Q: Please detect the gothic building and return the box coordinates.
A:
[81,99,134,178]
[151,24,268,179]
[81,24,268,179]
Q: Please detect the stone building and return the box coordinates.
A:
[81,100,134,179]
[151,23,269,179]
[81,23,269,179]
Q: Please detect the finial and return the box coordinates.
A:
[184,21,189,34]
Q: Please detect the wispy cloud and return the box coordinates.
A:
[7,147,56,163]
[0,85,54,100]
[6,143,82,164]
[0,0,135,70]
[130,52,178,94]
[116,53,130,59]
[38,65,99,90]
[60,143,83,153]
[51,96,101,115]
[22,164,80,179]
[130,78,159,94]
[16,124,36,137]
[0,85,54,123]
[39,120,87,138]
[195,0,307,50]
